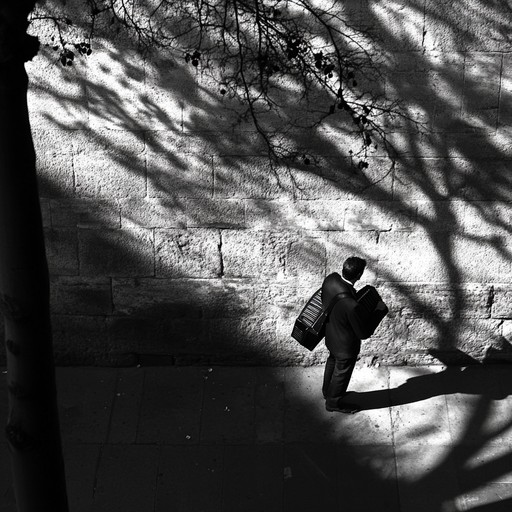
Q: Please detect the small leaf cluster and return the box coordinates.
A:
[286,34,307,60]
[59,48,75,66]
[314,52,334,78]
[185,50,201,67]
[74,42,92,57]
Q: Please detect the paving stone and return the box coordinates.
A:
[3,364,512,511]
[0,441,16,512]
[155,446,223,512]
[93,445,159,512]
[455,443,512,489]
[200,367,256,444]
[222,445,283,512]
[284,443,398,512]
[339,366,393,443]
[461,483,512,511]
[63,444,101,512]
[395,443,463,512]
[389,366,452,445]
[137,367,203,444]
[0,369,7,423]
[284,366,333,443]
[336,444,399,512]
[108,368,145,444]
[254,368,285,443]
[283,444,339,511]
[57,368,116,444]
[444,366,512,445]
[284,366,392,445]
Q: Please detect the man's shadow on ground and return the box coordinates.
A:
[348,349,512,411]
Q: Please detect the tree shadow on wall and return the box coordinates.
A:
[28,0,512,366]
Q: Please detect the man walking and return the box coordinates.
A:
[322,256,375,414]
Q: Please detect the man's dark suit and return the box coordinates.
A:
[321,272,373,404]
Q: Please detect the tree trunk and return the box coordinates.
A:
[0,3,69,511]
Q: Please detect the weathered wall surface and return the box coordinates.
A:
[9,1,512,366]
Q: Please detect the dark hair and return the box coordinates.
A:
[342,256,367,281]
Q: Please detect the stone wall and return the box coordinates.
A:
[8,0,512,366]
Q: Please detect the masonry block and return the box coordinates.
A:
[378,231,511,283]
[502,321,512,344]
[393,158,470,203]
[74,152,146,198]
[291,157,394,201]
[500,54,512,127]
[40,199,51,227]
[214,157,295,199]
[147,151,213,199]
[210,317,277,362]
[145,130,222,157]
[50,276,112,316]
[362,316,409,358]
[107,316,210,357]
[325,231,379,276]
[462,160,512,202]
[51,199,121,228]
[253,280,321,322]
[26,48,88,129]
[462,53,501,129]
[465,3,512,51]
[52,315,111,365]
[492,286,512,319]
[414,200,465,233]
[404,317,502,355]
[245,200,341,231]
[386,71,437,124]
[155,228,221,278]
[119,198,187,229]
[451,234,512,283]
[345,201,417,231]
[367,1,424,51]
[32,129,74,156]
[285,235,327,281]
[382,283,492,319]
[86,45,147,130]
[144,55,194,131]
[79,228,154,277]
[221,230,293,278]
[461,201,512,236]
[423,2,468,51]
[45,228,79,276]
[36,150,75,199]
[378,231,447,282]
[185,76,244,132]
[72,129,145,156]
[112,278,254,318]
[185,199,246,229]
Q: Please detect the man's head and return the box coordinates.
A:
[342,256,367,283]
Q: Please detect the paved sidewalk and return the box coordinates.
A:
[1,364,512,511]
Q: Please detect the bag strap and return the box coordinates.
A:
[324,291,352,315]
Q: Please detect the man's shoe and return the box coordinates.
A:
[325,401,361,414]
